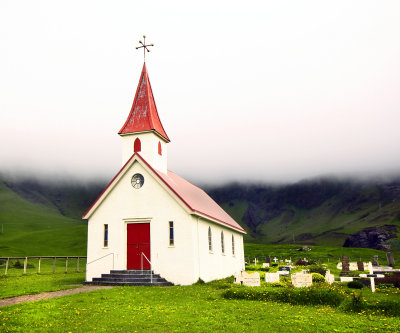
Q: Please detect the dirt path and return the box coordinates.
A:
[0,286,114,308]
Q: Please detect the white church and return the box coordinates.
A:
[83,60,246,285]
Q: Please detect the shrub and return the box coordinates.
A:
[271,263,278,267]
[268,282,286,288]
[347,281,364,289]
[295,259,307,266]
[246,265,270,272]
[223,285,345,307]
[311,273,325,283]
[308,265,327,276]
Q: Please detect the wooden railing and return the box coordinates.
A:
[0,256,87,276]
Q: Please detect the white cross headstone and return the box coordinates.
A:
[273,257,278,263]
[254,258,258,265]
[358,262,384,293]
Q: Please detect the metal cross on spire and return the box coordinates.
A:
[136,35,154,62]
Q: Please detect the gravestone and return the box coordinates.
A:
[273,257,278,263]
[277,270,289,276]
[357,261,365,271]
[325,270,334,285]
[265,255,271,264]
[340,277,354,282]
[265,272,280,283]
[291,273,312,288]
[372,255,379,267]
[234,271,260,287]
[386,252,395,268]
[278,266,291,272]
[349,262,358,271]
[262,263,270,268]
[340,255,350,276]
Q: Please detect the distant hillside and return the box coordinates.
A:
[0,176,103,256]
[2,174,400,254]
[207,178,400,247]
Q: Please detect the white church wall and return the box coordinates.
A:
[121,132,168,173]
[86,160,197,285]
[193,217,245,283]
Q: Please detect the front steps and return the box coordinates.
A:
[87,269,173,286]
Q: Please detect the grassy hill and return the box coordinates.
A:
[208,178,400,247]
[0,179,88,256]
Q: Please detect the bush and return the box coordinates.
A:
[246,265,270,272]
[308,265,327,276]
[347,281,364,289]
[223,285,345,307]
[295,259,307,266]
[312,273,325,283]
[268,282,286,288]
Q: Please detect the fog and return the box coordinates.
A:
[1,1,400,184]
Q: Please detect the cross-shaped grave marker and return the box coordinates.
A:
[359,262,384,292]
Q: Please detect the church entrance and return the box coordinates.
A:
[127,223,150,270]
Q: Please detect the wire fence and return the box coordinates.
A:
[0,256,87,276]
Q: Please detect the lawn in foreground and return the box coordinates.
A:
[0,272,85,299]
[2,283,400,332]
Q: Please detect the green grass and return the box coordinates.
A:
[0,271,85,299]
[0,180,87,256]
[1,279,400,332]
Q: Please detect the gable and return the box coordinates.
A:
[83,153,246,234]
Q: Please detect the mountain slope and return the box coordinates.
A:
[208,178,400,247]
[0,180,87,256]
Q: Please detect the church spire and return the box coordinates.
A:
[118,63,170,142]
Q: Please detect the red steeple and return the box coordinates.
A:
[118,63,170,141]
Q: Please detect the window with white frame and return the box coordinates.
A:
[208,227,212,252]
[221,231,225,254]
[169,221,174,246]
[104,224,108,247]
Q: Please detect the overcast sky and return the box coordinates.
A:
[1,0,400,184]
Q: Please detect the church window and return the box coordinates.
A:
[134,138,141,152]
[232,235,235,255]
[208,227,212,252]
[104,224,108,247]
[158,141,162,155]
[169,221,174,246]
[221,231,225,254]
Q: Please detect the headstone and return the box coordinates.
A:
[265,272,280,283]
[325,270,334,284]
[349,262,358,271]
[340,255,350,276]
[277,270,289,276]
[386,252,395,268]
[234,271,260,287]
[273,257,278,263]
[262,263,270,268]
[336,262,342,269]
[357,261,364,271]
[291,273,312,287]
[254,258,258,265]
[372,255,379,267]
[278,266,291,272]
[340,277,354,282]
[265,255,271,264]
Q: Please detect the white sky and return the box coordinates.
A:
[1,0,400,184]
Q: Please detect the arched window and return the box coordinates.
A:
[134,138,141,153]
[221,231,225,254]
[208,227,212,252]
[158,141,162,155]
[232,235,235,255]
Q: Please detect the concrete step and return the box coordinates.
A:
[87,281,173,286]
[93,277,167,283]
[101,273,161,279]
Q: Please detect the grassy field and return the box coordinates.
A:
[1,277,400,332]
[0,181,87,256]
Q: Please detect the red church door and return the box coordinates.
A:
[127,223,150,270]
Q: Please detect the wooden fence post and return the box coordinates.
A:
[53,257,56,274]
[65,257,68,273]
[77,257,80,272]
[5,258,9,276]
[24,257,27,274]
[38,258,41,274]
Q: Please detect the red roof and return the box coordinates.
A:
[154,169,246,233]
[83,153,245,234]
[118,63,170,141]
